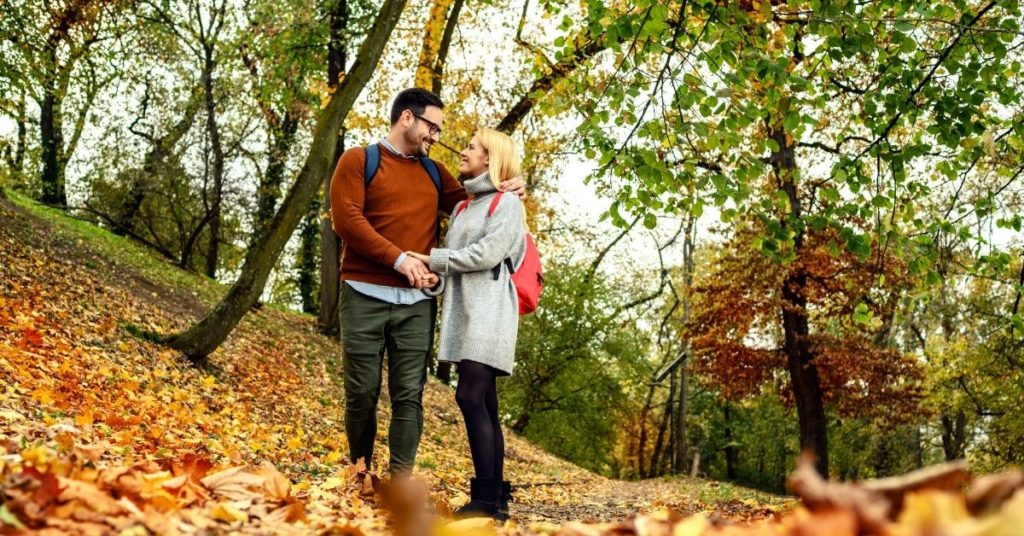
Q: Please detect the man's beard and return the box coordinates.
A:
[403,129,429,157]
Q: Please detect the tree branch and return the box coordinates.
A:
[857,1,998,159]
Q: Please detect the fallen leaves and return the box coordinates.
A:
[6,197,1024,535]
[0,446,354,534]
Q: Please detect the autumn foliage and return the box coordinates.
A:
[688,222,925,421]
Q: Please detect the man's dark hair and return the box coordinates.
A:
[390,88,444,126]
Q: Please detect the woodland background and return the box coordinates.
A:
[2,0,1024,504]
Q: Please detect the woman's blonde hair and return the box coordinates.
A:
[476,128,521,188]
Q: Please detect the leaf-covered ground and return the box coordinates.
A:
[0,194,787,533]
[3,193,1024,535]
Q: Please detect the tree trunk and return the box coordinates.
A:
[415,0,463,94]
[637,384,656,478]
[940,411,967,461]
[649,393,672,478]
[724,401,738,480]
[769,114,829,477]
[415,0,455,90]
[936,247,968,462]
[255,111,300,232]
[914,425,924,468]
[202,44,225,279]
[164,0,409,361]
[674,214,696,474]
[319,137,343,336]
[4,88,27,175]
[668,369,678,473]
[39,39,65,207]
[510,401,532,434]
[318,0,348,337]
[298,197,320,314]
[674,356,689,473]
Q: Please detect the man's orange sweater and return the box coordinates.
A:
[330,145,467,288]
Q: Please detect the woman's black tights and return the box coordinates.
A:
[455,360,504,480]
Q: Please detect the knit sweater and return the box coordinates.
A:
[430,173,527,376]
[330,144,467,287]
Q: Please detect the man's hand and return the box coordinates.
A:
[403,252,438,288]
[396,256,431,287]
[499,176,528,200]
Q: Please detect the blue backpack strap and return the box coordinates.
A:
[419,157,442,203]
[363,143,381,187]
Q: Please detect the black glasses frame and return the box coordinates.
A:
[412,113,442,136]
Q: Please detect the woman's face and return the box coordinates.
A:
[459,136,489,177]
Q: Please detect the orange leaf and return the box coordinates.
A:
[23,467,63,507]
[21,327,43,346]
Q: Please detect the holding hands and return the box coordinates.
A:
[407,251,430,264]
[397,252,438,289]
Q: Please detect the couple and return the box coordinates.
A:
[329,87,527,520]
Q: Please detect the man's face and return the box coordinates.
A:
[401,105,443,157]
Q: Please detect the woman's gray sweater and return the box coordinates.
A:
[429,173,526,376]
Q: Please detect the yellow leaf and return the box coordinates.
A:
[75,410,94,426]
[287,435,303,450]
[31,388,53,405]
[320,477,343,490]
[435,517,496,536]
[21,445,49,467]
[326,450,343,464]
[210,503,248,523]
[672,513,709,536]
[203,375,216,387]
[143,471,174,482]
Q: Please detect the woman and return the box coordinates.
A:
[408,128,526,520]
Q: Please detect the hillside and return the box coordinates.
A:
[0,194,786,534]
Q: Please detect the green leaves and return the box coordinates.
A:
[559,0,1023,300]
[843,230,872,260]
[852,302,873,325]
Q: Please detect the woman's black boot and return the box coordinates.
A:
[493,480,513,522]
[454,478,500,518]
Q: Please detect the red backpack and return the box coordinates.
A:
[454,192,543,315]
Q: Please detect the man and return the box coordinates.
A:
[330,87,523,475]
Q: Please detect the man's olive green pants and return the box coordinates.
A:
[339,284,435,474]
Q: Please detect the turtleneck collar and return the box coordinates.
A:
[464,172,498,196]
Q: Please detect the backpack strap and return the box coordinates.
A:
[363,144,381,187]
[454,198,471,218]
[486,193,515,281]
[456,192,503,221]
[492,257,514,280]
[487,191,504,217]
[419,157,442,196]
[364,144,442,202]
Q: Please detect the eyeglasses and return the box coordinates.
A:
[413,114,442,136]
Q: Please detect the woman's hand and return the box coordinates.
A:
[407,251,430,264]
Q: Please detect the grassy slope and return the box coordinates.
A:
[0,193,786,532]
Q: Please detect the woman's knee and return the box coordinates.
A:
[455,383,485,411]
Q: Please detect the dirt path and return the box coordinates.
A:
[514,479,695,524]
